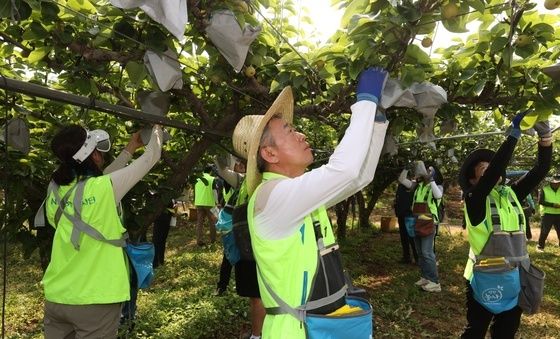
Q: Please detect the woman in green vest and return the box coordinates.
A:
[43,124,163,338]
[458,112,551,339]
[398,160,443,292]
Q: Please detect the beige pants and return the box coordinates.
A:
[196,206,217,244]
[44,301,122,339]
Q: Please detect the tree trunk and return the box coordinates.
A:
[357,191,370,229]
[335,199,350,240]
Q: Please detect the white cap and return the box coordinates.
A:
[72,129,110,163]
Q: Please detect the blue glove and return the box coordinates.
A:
[508,109,530,139]
[356,67,388,105]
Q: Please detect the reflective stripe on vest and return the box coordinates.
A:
[542,185,560,214]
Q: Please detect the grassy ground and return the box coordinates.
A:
[2,217,560,338]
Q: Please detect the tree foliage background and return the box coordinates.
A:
[1,0,560,259]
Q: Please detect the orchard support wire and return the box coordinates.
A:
[0,76,229,138]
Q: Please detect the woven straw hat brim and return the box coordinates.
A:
[232,86,294,196]
[458,148,495,190]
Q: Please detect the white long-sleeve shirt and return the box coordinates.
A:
[253,100,388,240]
[103,125,163,203]
[398,169,443,199]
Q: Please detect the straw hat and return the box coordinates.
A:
[232,87,294,196]
[458,148,495,190]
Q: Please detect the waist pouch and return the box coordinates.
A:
[216,208,233,233]
[232,202,255,261]
[307,244,347,315]
[518,263,545,314]
[305,296,373,339]
[126,242,155,289]
[221,231,240,266]
[471,264,520,314]
[404,216,416,237]
[412,202,429,214]
[414,218,434,237]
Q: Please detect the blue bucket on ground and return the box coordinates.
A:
[305,296,373,339]
[404,216,416,237]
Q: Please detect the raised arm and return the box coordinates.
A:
[254,68,389,239]
[104,131,144,174]
[109,125,163,202]
[511,121,553,199]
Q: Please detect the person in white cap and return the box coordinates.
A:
[231,68,388,338]
[537,174,560,252]
[42,124,163,339]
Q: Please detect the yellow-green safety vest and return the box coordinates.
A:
[194,172,216,207]
[463,186,525,280]
[248,172,335,339]
[42,175,130,304]
[413,182,441,222]
[541,185,560,215]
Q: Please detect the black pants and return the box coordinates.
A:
[538,214,560,249]
[523,208,533,239]
[152,212,172,268]
[461,280,522,339]
[397,215,418,262]
[217,252,233,291]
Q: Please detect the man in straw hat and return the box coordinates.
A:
[536,174,560,252]
[458,111,552,338]
[231,68,388,338]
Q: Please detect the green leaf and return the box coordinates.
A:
[125,61,147,87]
[41,1,60,22]
[27,46,51,64]
[22,21,49,40]
[490,37,508,54]
[404,44,431,65]
[73,78,91,95]
[67,0,96,14]
[113,20,136,40]
[270,79,281,93]
[0,0,32,20]
[400,66,426,87]
[396,4,421,22]
[465,0,486,13]
[341,0,370,28]
[416,16,437,35]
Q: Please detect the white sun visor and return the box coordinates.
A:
[72,129,111,163]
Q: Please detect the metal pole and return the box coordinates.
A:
[0,76,228,137]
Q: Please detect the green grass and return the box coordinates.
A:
[2,221,560,338]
